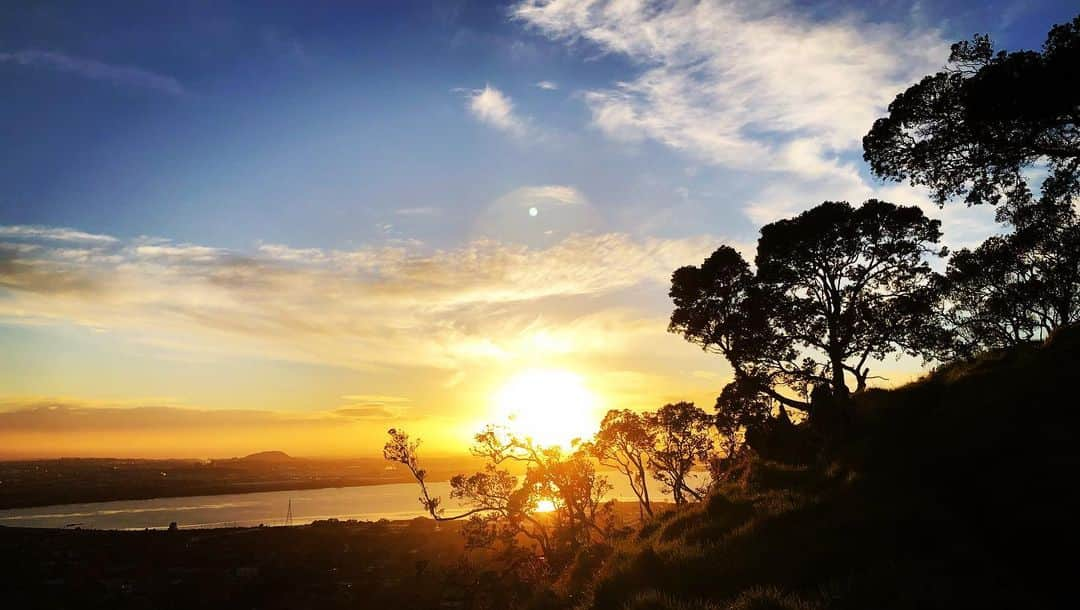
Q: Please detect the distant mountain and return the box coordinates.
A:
[238,451,294,462]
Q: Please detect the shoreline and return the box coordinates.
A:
[0,476,445,511]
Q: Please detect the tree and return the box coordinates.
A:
[670,200,946,409]
[863,15,1080,354]
[585,409,655,519]
[863,15,1080,212]
[468,426,612,558]
[713,377,773,460]
[935,200,1080,356]
[645,402,713,504]
[756,200,946,394]
[385,426,612,573]
[669,245,810,411]
[383,428,459,519]
[935,237,1042,355]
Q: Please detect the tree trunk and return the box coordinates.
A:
[830,351,849,396]
[637,462,653,517]
[854,368,867,393]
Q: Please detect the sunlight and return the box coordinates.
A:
[493,368,599,449]
[534,499,557,513]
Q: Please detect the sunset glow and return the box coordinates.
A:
[493,369,600,449]
[534,499,557,513]
[0,0,1038,460]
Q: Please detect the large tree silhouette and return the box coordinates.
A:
[670,200,945,409]
[864,15,1080,353]
[863,15,1079,212]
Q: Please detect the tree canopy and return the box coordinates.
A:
[670,200,945,412]
[584,409,655,518]
[864,15,1080,354]
[863,15,1080,212]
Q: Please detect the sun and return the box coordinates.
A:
[534,499,557,513]
[493,368,599,449]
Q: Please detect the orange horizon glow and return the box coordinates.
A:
[0,360,930,460]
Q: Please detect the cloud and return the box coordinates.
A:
[508,1,1002,243]
[0,225,118,244]
[0,225,718,372]
[0,50,185,95]
[337,395,411,419]
[332,406,398,419]
[464,84,529,136]
[0,398,404,458]
[0,400,330,432]
[511,0,946,177]
[340,394,410,404]
[535,80,559,90]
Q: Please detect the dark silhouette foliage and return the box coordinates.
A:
[644,402,713,505]
[386,425,613,582]
[864,14,1080,357]
[670,200,945,413]
[585,409,656,518]
[863,15,1080,210]
[569,324,1080,610]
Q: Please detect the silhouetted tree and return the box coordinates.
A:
[468,426,612,558]
[385,426,612,574]
[757,200,946,394]
[669,245,811,411]
[863,16,1080,354]
[935,237,1042,355]
[585,409,655,519]
[713,377,773,460]
[863,15,1079,211]
[645,402,713,504]
[670,200,946,407]
[932,203,1080,356]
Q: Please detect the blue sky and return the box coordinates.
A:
[1,0,1076,457]
[5,0,1071,247]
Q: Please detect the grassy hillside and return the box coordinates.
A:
[564,326,1080,609]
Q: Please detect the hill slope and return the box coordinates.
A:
[569,327,1080,609]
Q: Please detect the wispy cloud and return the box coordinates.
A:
[0,50,185,95]
[463,84,530,137]
[332,406,398,419]
[511,0,946,176]
[0,224,118,245]
[507,1,1003,241]
[340,394,410,404]
[535,80,559,90]
[0,224,717,372]
[0,398,403,458]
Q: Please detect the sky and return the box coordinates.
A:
[1,0,1076,458]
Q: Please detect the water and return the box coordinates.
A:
[0,474,698,530]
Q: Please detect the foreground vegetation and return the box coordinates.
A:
[6,327,1074,609]
[564,325,1079,609]
[377,325,1076,609]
